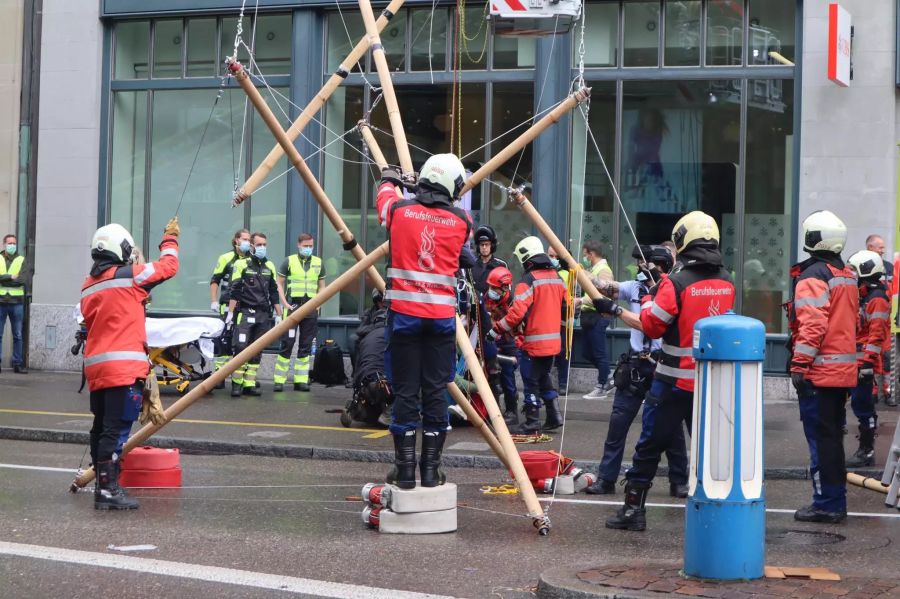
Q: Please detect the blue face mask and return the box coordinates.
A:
[487,289,501,301]
[550,258,560,269]
[299,247,313,258]
[238,240,251,253]
[5,244,16,255]
[254,245,267,260]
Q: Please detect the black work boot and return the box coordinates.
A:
[846,425,876,467]
[794,504,847,523]
[231,381,243,397]
[605,481,651,531]
[543,397,563,431]
[515,405,542,434]
[503,394,519,426]
[386,431,417,489]
[273,383,284,392]
[95,460,139,511]
[242,384,261,397]
[669,482,689,498]
[420,431,447,487]
[586,478,616,495]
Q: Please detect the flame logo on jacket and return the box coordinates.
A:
[417,226,436,272]
[708,299,721,316]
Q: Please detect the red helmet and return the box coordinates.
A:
[486,267,512,290]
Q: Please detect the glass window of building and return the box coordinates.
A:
[749,0,795,65]
[707,0,744,66]
[624,0,660,67]
[458,5,490,70]
[493,35,536,69]
[114,21,150,79]
[577,2,618,67]
[153,19,184,78]
[382,9,408,69]
[326,10,366,74]
[253,15,292,74]
[743,79,793,333]
[411,7,447,71]
[664,0,701,66]
[109,91,148,249]
[186,18,217,77]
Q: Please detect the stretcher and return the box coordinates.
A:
[146,317,224,394]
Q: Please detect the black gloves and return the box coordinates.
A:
[593,297,623,316]
[790,362,808,394]
[380,167,403,187]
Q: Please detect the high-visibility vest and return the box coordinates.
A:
[580,259,613,313]
[0,255,24,298]
[286,254,322,300]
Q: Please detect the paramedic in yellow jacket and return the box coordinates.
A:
[276,233,326,392]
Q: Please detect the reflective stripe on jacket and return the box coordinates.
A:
[0,254,24,297]
[286,254,322,300]
[81,236,179,391]
[640,266,735,392]
[497,268,568,357]
[857,283,890,373]
[790,258,858,388]
[377,182,471,319]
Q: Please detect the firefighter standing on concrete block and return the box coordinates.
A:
[377,154,473,489]
[490,236,569,435]
[788,210,858,524]
[845,250,889,468]
[80,218,180,510]
[592,211,734,532]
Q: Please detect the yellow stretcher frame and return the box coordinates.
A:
[148,347,201,395]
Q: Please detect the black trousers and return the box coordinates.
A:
[522,354,557,408]
[387,315,456,434]
[90,382,143,465]
[280,306,317,359]
[233,308,273,364]
[626,380,693,485]
[798,384,849,513]
[598,385,688,485]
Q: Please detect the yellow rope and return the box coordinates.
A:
[511,433,553,444]
[479,484,519,495]
[563,265,581,360]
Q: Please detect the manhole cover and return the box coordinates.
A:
[766,528,845,545]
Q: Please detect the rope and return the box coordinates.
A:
[174,80,228,217]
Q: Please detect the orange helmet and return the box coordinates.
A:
[486,267,512,290]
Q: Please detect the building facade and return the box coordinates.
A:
[7,0,897,372]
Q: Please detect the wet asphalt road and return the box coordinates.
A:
[1,440,899,598]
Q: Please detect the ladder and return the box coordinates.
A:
[882,413,900,508]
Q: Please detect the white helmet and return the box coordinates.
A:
[802,210,846,254]
[514,236,544,266]
[91,223,135,262]
[419,153,466,199]
[848,250,884,279]
[671,211,720,253]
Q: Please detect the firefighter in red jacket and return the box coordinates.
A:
[788,210,858,523]
[80,218,180,510]
[592,211,734,531]
[490,236,569,434]
[846,250,889,468]
[377,154,473,489]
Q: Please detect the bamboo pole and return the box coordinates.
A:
[71,244,390,490]
[446,383,509,469]
[357,0,414,174]
[357,121,389,170]
[847,472,889,494]
[233,0,407,204]
[229,60,385,290]
[510,189,603,301]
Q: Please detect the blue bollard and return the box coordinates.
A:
[684,312,766,580]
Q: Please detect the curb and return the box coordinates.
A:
[0,426,884,480]
[538,563,672,599]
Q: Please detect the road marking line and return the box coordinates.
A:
[0,408,383,437]
[0,463,77,473]
[540,497,900,519]
[0,540,456,599]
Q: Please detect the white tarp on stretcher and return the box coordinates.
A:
[146,317,224,358]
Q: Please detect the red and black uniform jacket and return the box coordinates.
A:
[377,182,472,320]
[494,260,568,357]
[856,281,890,374]
[80,236,179,392]
[788,255,858,388]
[640,245,734,392]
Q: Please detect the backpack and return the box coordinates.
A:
[312,340,347,386]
